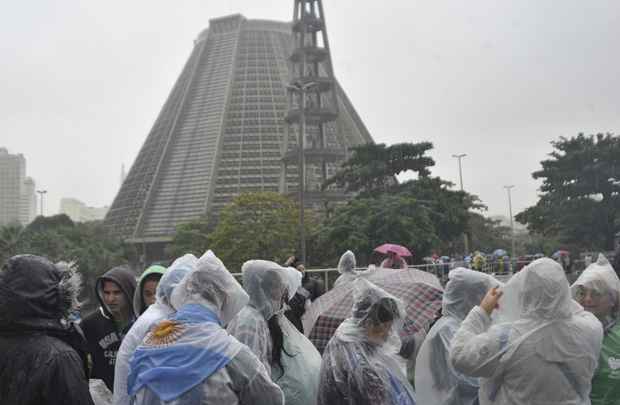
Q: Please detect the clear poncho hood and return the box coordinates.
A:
[443,268,497,321]
[170,250,249,325]
[497,258,577,323]
[571,253,620,320]
[282,265,303,301]
[241,260,288,320]
[338,250,357,275]
[157,254,197,308]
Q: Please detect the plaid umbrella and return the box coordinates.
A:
[304,267,443,353]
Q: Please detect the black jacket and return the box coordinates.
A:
[81,265,136,391]
[0,255,94,405]
[285,273,325,334]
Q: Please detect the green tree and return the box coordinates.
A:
[315,194,439,266]
[396,176,484,251]
[167,215,211,258]
[517,133,620,250]
[0,216,133,309]
[465,213,512,253]
[323,142,435,194]
[207,192,300,272]
[0,224,27,263]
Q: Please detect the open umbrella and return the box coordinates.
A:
[493,249,507,257]
[374,243,413,257]
[303,267,443,353]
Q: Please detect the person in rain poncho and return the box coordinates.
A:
[572,254,620,404]
[450,258,603,405]
[317,278,416,405]
[415,268,496,405]
[380,251,408,269]
[227,260,322,405]
[127,251,284,405]
[133,264,167,316]
[334,250,358,288]
[113,255,196,405]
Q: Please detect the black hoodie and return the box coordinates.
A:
[0,255,94,405]
[81,265,136,391]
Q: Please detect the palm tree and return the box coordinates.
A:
[0,224,25,263]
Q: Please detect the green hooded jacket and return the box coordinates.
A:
[132,265,167,316]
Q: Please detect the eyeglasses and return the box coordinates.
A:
[574,286,605,302]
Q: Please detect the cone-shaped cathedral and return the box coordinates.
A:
[104,12,373,247]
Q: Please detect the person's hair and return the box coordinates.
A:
[354,295,399,327]
[268,315,295,380]
[143,272,162,284]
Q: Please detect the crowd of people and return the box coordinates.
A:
[1,247,620,404]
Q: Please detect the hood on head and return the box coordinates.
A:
[282,265,303,301]
[571,253,620,319]
[0,255,81,327]
[519,258,573,320]
[155,255,197,309]
[242,260,287,321]
[443,268,495,321]
[133,265,167,315]
[95,265,137,320]
[338,250,357,275]
[171,250,248,325]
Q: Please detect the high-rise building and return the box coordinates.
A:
[104,13,372,257]
[20,177,37,225]
[60,198,109,222]
[0,148,36,227]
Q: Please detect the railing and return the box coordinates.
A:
[231,259,585,290]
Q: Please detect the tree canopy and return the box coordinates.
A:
[206,192,300,272]
[0,215,133,309]
[517,133,620,250]
[322,142,435,194]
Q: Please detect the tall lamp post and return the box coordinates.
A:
[36,189,47,217]
[287,81,317,264]
[452,154,469,255]
[504,185,516,261]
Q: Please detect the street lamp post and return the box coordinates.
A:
[287,81,317,264]
[452,154,469,255]
[504,185,516,262]
[36,189,47,217]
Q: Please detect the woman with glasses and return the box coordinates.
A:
[572,254,620,405]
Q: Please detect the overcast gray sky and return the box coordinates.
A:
[2,0,619,218]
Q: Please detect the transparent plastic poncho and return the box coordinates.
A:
[227,260,321,405]
[415,268,496,405]
[113,254,197,405]
[318,278,416,405]
[450,258,604,405]
[571,253,620,327]
[129,252,284,405]
[334,250,358,288]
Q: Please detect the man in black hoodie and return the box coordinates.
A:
[81,264,137,391]
[0,255,94,405]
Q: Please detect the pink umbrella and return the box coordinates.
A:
[374,243,413,257]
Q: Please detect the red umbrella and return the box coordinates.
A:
[303,267,442,353]
[374,243,413,257]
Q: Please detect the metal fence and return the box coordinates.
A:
[231,259,588,290]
